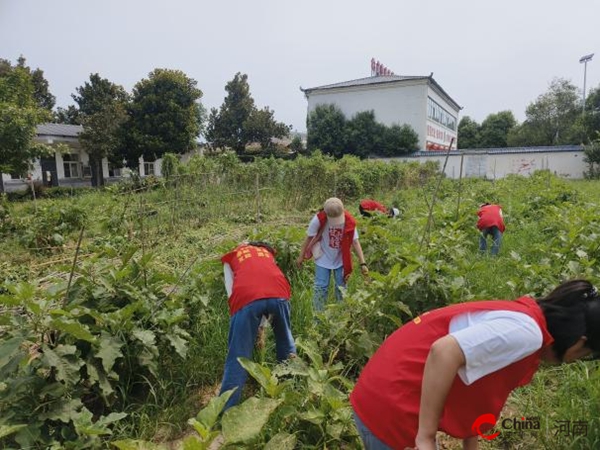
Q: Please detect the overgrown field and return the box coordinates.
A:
[1,152,599,449]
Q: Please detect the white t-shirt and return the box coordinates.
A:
[449,310,543,385]
[307,215,359,270]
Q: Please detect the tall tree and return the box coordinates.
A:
[16,56,56,111]
[72,73,129,186]
[244,106,291,152]
[206,73,254,153]
[508,78,581,146]
[122,68,203,166]
[306,104,347,158]
[583,85,600,143]
[457,116,481,149]
[0,61,51,192]
[53,105,82,125]
[478,111,517,148]
[206,73,288,155]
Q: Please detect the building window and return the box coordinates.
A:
[63,153,80,178]
[10,173,22,180]
[143,161,155,176]
[427,97,457,131]
[109,167,122,177]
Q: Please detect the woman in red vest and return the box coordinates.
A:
[477,203,505,256]
[296,197,369,311]
[219,241,296,410]
[359,199,400,218]
[350,279,600,449]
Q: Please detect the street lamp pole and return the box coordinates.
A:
[580,53,594,114]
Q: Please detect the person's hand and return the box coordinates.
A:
[411,433,437,450]
[360,263,369,276]
[296,255,304,269]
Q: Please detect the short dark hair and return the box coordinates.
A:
[537,279,600,359]
[247,241,276,256]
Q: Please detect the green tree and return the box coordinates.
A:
[583,132,600,178]
[53,105,82,125]
[14,56,55,111]
[508,78,581,146]
[122,69,203,167]
[72,73,129,186]
[345,110,385,158]
[206,73,288,155]
[583,85,600,143]
[205,72,255,153]
[289,135,305,154]
[244,106,291,152]
[380,123,420,156]
[0,60,51,192]
[478,111,517,148]
[457,116,481,149]
[306,104,347,158]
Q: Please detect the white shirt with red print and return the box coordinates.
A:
[307,215,359,270]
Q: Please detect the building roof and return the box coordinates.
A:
[36,123,83,137]
[301,75,462,111]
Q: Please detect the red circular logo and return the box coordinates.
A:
[472,413,500,440]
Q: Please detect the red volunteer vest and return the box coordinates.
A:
[350,297,553,449]
[221,244,291,316]
[360,199,388,214]
[477,204,506,233]
[303,210,357,281]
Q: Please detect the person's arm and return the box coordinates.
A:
[414,335,466,450]
[223,263,233,297]
[351,238,368,275]
[296,235,312,268]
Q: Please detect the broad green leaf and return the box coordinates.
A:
[222,397,281,444]
[166,332,188,358]
[97,332,124,373]
[0,424,27,439]
[298,407,326,425]
[87,360,115,397]
[41,344,83,384]
[195,388,235,430]
[132,328,156,347]
[51,318,96,343]
[0,335,26,368]
[296,338,323,367]
[237,358,277,394]
[264,432,296,450]
[38,398,85,423]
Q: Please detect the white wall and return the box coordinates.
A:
[307,81,429,148]
[306,79,460,151]
[386,149,586,179]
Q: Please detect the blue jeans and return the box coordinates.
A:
[353,411,393,450]
[479,226,502,255]
[313,265,345,311]
[219,298,296,410]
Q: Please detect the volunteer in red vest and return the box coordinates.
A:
[296,197,368,311]
[359,199,400,219]
[219,241,296,410]
[350,279,600,450]
[477,203,505,256]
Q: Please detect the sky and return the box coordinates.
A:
[1,0,599,134]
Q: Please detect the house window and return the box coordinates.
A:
[10,173,22,180]
[143,162,155,176]
[109,167,122,177]
[63,153,80,178]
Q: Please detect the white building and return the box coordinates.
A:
[1,123,162,192]
[301,74,461,151]
[386,145,586,179]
